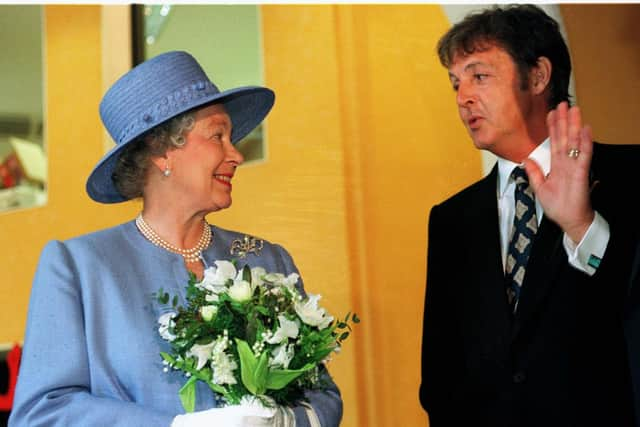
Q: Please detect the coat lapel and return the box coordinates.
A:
[461,166,512,339]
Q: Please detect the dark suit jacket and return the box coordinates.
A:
[420,143,640,427]
[625,232,640,427]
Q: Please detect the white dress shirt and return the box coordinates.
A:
[496,138,608,276]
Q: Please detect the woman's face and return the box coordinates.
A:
[167,104,244,214]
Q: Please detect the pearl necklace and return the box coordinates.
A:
[135,214,211,263]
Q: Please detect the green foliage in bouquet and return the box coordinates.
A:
[155,260,359,412]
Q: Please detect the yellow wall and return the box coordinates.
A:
[1,5,481,427]
[560,4,640,145]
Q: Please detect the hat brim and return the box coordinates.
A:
[86,86,274,204]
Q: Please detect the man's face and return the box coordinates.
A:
[448,44,537,160]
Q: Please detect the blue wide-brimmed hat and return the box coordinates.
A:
[86,50,275,203]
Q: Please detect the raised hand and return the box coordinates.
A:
[524,101,595,243]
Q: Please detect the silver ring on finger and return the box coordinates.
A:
[567,148,580,159]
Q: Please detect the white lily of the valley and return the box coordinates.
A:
[295,294,334,330]
[158,312,177,341]
[266,315,300,344]
[269,342,295,369]
[186,341,216,370]
[211,339,238,385]
[227,279,254,303]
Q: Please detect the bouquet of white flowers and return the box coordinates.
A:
[156,260,358,412]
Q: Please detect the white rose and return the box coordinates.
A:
[234,266,267,290]
[199,305,218,322]
[228,279,254,303]
[265,315,300,344]
[294,294,334,330]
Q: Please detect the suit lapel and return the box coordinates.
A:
[461,167,512,339]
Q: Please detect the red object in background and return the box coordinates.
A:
[0,164,15,189]
[0,344,21,411]
[0,152,24,189]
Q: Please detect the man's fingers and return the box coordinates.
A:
[580,125,593,157]
[547,109,560,157]
[567,105,582,153]
[555,101,569,153]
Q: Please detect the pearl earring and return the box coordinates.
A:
[163,166,171,177]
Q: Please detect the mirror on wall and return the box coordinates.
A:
[132,5,266,163]
[0,5,46,212]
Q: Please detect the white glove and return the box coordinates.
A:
[171,397,295,427]
[271,404,295,427]
[238,396,295,427]
[171,404,273,427]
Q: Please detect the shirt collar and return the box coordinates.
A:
[497,138,551,197]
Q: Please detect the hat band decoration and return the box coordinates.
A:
[117,79,219,144]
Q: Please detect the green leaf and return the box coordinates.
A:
[179,376,198,413]
[195,337,214,346]
[230,300,248,313]
[352,313,360,323]
[159,292,169,305]
[172,295,179,308]
[236,339,259,395]
[172,338,190,351]
[344,311,351,322]
[188,271,197,283]
[337,322,348,329]
[160,352,175,365]
[256,306,270,316]
[313,347,335,362]
[253,351,269,395]
[203,378,227,395]
[339,331,350,341]
[265,363,316,390]
[242,265,252,283]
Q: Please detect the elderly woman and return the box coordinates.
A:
[9,51,342,427]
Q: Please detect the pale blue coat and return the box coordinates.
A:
[9,221,342,427]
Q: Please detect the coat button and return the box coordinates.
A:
[512,371,526,384]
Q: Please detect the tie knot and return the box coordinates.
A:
[511,166,529,187]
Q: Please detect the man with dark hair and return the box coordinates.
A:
[420,5,639,426]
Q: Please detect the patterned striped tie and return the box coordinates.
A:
[505,166,538,313]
